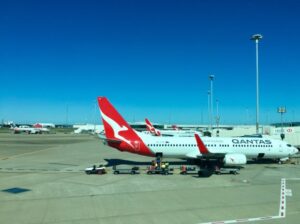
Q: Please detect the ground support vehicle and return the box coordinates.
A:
[180,165,199,175]
[197,166,239,177]
[85,165,107,175]
[113,165,140,175]
[214,167,239,175]
[146,165,172,175]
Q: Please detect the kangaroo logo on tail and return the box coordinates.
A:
[97,97,154,156]
[99,110,134,148]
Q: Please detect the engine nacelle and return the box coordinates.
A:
[223,154,247,166]
[279,157,289,162]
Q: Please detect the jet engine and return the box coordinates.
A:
[223,154,247,166]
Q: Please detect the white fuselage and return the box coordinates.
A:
[136,131,297,160]
[143,130,201,137]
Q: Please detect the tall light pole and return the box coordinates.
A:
[251,34,263,134]
[209,74,214,130]
[216,99,220,128]
[216,99,220,136]
[207,90,211,129]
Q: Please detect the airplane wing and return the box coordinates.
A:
[194,134,247,165]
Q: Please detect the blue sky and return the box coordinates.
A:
[1,0,299,125]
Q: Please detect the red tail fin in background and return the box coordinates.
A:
[145,118,161,136]
[172,125,180,130]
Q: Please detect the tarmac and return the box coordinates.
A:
[0,133,300,224]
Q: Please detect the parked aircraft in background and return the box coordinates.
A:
[74,125,104,134]
[171,125,180,130]
[97,97,298,171]
[13,125,49,134]
[32,123,50,132]
[33,123,55,128]
[145,118,161,136]
[145,118,200,137]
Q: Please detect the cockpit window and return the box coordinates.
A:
[287,144,291,147]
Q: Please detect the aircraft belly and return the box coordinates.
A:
[150,147,191,158]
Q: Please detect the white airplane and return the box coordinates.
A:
[13,125,46,134]
[32,123,50,133]
[145,118,201,137]
[97,97,298,169]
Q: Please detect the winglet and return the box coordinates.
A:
[194,134,210,154]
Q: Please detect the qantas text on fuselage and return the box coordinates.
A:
[232,139,271,145]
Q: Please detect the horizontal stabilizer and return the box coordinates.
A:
[99,136,122,144]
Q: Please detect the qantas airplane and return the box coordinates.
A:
[97,97,298,168]
[145,118,201,137]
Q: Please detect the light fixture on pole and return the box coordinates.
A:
[250,34,263,134]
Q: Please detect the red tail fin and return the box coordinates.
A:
[97,97,153,156]
[145,118,161,136]
[98,97,136,143]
